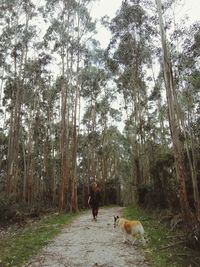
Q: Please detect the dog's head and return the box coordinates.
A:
[113,215,119,228]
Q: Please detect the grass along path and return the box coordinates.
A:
[0,213,77,267]
[24,206,148,267]
[1,205,200,267]
[123,206,200,267]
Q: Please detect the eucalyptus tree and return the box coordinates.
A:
[95,96,121,203]
[70,0,97,212]
[176,22,200,222]
[1,0,39,200]
[81,38,131,203]
[43,0,96,211]
[81,42,107,178]
[155,0,194,226]
[107,0,155,190]
[23,54,60,206]
[43,0,74,210]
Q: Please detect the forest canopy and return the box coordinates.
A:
[0,0,200,234]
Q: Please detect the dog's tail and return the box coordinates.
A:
[137,223,146,244]
[138,223,144,235]
[132,221,144,235]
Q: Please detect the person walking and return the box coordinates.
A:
[88,181,101,221]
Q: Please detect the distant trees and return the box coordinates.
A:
[107,0,155,192]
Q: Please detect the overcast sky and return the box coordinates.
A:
[91,0,200,48]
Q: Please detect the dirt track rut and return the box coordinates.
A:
[25,207,148,267]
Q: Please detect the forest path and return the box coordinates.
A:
[25,206,148,267]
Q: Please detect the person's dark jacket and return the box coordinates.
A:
[89,188,101,207]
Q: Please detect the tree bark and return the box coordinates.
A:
[155,0,193,227]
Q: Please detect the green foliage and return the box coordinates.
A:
[0,193,20,223]
[0,213,77,267]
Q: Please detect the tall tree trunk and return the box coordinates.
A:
[59,82,69,210]
[71,95,78,212]
[7,1,31,200]
[70,5,82,212]
[91,103,97,178]
[184,110,200,222]
[155,0,192,226]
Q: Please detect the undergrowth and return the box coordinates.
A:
[123,205,200,267]
[0,213,77,267]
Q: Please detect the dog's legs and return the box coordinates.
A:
[131,235,136,245]
[122,232,128,243]
[132,239,136,245]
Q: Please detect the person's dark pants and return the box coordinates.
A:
[92,205,99,219]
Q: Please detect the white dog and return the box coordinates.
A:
[114,216,146,245]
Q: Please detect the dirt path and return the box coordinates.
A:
[25,207,148,267]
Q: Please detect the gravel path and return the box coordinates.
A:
[25,207,148,267]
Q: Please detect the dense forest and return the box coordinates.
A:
[0,0,200,241]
